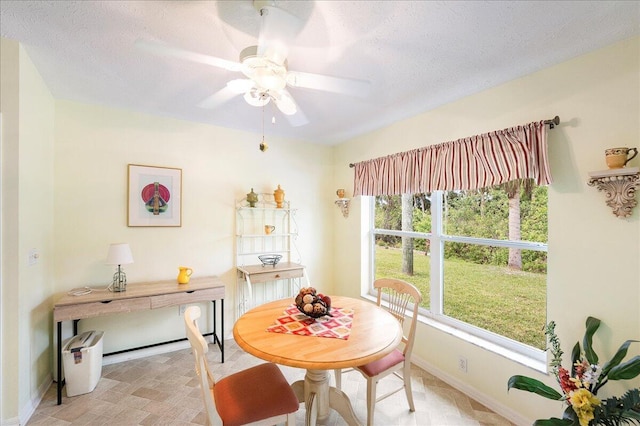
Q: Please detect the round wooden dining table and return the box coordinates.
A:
[233,296,402,426]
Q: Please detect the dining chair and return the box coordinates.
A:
[334,278,422,426]
[184,306,300,426]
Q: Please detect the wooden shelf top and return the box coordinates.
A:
[237,262,305,275]
[55,275,224,307]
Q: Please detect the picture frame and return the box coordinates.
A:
[127,164,182,227]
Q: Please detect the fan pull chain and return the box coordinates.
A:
[259,104,268,152]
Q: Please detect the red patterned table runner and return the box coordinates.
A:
[266,304,354,339]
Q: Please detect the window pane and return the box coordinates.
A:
[370,183,548,355]
[444,183,548,244]
[374,238,430,310]
[442,242,547,349]
[375,194,432,233]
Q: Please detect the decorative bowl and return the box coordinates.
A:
[258,254,282,266]
[295,287,332,318]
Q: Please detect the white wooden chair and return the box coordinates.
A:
[334,278,422,426]
[184,306,299,425]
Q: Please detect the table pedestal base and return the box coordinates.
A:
[291,369,362,426]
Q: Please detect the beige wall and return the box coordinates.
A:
[1,37,55,423]
[52,101,334,352]
[333,36,640,423]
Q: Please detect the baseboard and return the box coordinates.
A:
[101,339,191,365]
[18,376,51,426]
[411,355,529,426]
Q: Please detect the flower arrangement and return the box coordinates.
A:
[508,316,640,426]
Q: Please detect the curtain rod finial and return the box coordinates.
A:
[545,115,560,129]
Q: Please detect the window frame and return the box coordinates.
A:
[368,190,548,368]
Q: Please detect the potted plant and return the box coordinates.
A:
[508,316,640,425]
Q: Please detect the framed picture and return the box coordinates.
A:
[128,164,182,227]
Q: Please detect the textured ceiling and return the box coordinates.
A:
[1,1,639,145]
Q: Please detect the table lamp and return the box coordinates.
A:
[106,243,134,292]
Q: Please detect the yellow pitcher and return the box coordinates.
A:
[177,267,193,284]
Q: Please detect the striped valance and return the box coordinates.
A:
[353,120,551,196]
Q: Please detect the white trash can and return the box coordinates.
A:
[62,330,104,397]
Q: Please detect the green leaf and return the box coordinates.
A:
[508,375,563,400]
[562,406,579,423]
[595,388,640,424]
[571,342,581,375]
[533,419,573,426]
[600,339,639,379]
[583,316,600,365]
[608,355,640,380]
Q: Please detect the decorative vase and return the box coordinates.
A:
[177,267,193,284]
[274,184,285,208]
[246,188,258,207]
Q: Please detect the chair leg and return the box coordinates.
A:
[285,412,296,426]
[366,377,377,426]
[403,362,415,412]
[334,369,342,390]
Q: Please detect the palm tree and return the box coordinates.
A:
[401,193,414,275]
[502,178,534,270]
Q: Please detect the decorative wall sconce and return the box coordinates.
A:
[335,189,350,218]
[587,167,639,218]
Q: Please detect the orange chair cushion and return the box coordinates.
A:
[214,362,299,425]
[357,348,405,377]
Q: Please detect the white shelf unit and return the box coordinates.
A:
[235,193,308,319]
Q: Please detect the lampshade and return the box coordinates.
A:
[106,243,134,265]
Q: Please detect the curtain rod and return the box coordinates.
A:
[348,116,560,168]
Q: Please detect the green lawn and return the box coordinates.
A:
[375,246,547,349]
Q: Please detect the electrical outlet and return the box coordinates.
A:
[28,248,40,266]
[179,305,186,316]
[458,356,467,373]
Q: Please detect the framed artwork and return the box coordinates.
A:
[128,164,182,227]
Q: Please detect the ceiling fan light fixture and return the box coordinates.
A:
[239,45,287,91]
[226,79,254,93]
[244,89,270,107]
[253,67,287,91]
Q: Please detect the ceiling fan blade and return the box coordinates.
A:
[197,86,241,110]
[256,5,303,66]
[272,89,296,115]
[286,71,372,99]
[135,39,242,72]
[283,107,309,127]
[273,90,308,127]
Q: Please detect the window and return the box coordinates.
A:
[372,180,548,356]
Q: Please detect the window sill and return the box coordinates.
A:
[421,313,548,373]
[361,293,547,373]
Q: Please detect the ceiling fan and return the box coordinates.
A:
[136,0,371,127]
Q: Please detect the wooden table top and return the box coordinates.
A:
[54,276,225,307]
[233,296,402,370]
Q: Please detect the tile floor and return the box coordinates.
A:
[28,340,515,425]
